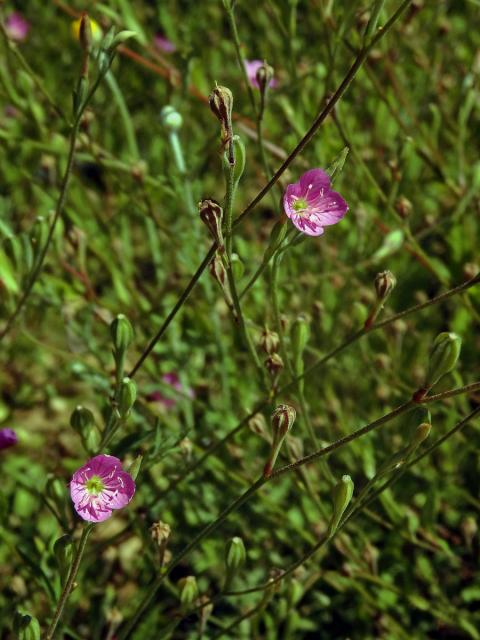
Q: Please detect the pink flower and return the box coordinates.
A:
[244,60,277,89]
[154,34,176,53]
[0,428,17,451]
[283,168,348,236]
[70,455,135,523]
[5,12,30,42]
[146,372,195,409]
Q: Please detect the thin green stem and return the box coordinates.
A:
[225,3,257,116]
[44,524,93,640]
[105,70,139,160]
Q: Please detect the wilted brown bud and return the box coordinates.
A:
[271,404,296,439]
[199,199,224,248]
[209,252,228,289]
[150,521,171,547]
[259,328,280,355]
[79,13,93,53]
[209,85,233,150]
[395,196,413,219]
[265,353,284,377]
[375,270,397,301]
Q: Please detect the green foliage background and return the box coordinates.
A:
[0,0,479,638]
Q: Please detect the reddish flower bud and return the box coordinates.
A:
[199,199,224,249]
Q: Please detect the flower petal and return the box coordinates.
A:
[308,190,349,226]
[299,169,331,199]
[290,215,325,236]
[103,471,136,509]
[283,182,304,217]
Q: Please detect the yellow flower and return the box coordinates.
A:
[71,17,102,43]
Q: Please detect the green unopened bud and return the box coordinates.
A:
[291,314,310,361]
[263,220,288,263]
[264,404,296,478]
[107,30,138,53]
[412,422,431,447]
[54,534,74,585]
[178,576,198,606]
[13,613,41,640]
[225,135,246,189]
[72,76,89,116]
[256,61,274,95]
[231,253,244,281]
[225,536,246,572]
[79,13,93,53]
[199,199,224,248]
[328,474,354,538]
[326,146,349,181]
[127,455,142,480]
[259,328,280,355]
[426,331,462,388]
[70,405,95,433]
[118,377,137,416]
[110,314,134,354]
[160,105,183,131]
[45,477,66,506]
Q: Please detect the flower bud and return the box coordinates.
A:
[291,314,310,361]
[107,30,138,53]
[110,314,134,355]
[411,422,431,447]
[150,521,171,547]
[78,13,92,53]
[225,536,246,571]
[265,353,284,377]
[395,196,413,219]
[264,404,296,478]
[160,105,183,132]
[375,270,397,301]
[13,613,40,640]
[256,61,274,95]
[54,534,74,585]
[178,576,198,606]
[199,199,224,248]
[118,377,137,416]
[209,252,234,312]
[46,476,66,506]
[259,328,280,355]
[70,405,95,433]
[231,253,244,281]
[426,331,462,388]
[461,516,477,549]
[327,474,354,538]
[209,85,233,129]
[127,455,142,480]
[209,85,233,150]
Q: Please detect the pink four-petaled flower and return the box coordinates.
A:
[5,12,30,42]
[0,428,17,451]
[244,60,277,90]
[70,454,135,523]
[283,168,348,236]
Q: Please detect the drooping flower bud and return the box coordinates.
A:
[54,534,74,585]
[327,474,354,538]
[264,404,296,478]
[150,521,171,547]
[13,612,41,640]
[365,270,397,328]
[259,328,280,355]
[461,516,477,550]
[395,196,413,219]
[411,422,431,447]
[160,105,183,132]
[199,199,224,249]
[178,576,198,607]
[225,536,246,572]
[118,377,137,416]
[110,314,134,355]
[209,252,235,313]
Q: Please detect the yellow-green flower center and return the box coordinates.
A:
[292,197,308,213]
[85,475,104,496]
